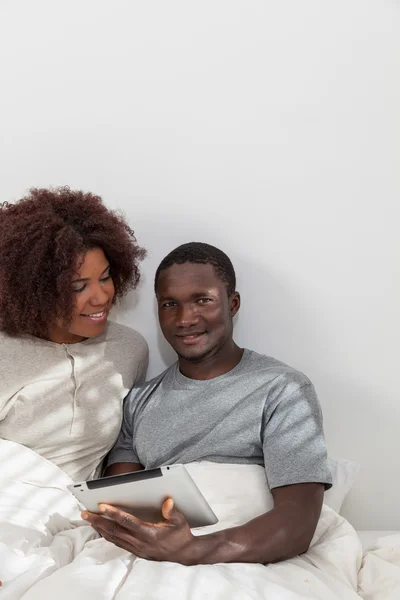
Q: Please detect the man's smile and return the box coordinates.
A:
[176,332,206,344]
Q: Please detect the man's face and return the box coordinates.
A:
[156,262,240,362]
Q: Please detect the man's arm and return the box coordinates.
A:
[103,462,144,477]
[82,481,324,565]
[189,482,324,564]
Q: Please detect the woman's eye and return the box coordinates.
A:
[72,272,111,292]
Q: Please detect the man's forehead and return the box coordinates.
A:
[157,262,222,293]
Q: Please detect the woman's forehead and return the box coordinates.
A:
[75,247,108,277]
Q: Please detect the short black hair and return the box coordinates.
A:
[154,242,236,295]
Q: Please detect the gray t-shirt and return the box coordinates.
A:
[107,349,332,490]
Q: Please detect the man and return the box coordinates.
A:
[82,242,332,565]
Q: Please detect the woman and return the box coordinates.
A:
[0,187,148,482]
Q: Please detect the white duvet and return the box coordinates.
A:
[0,440,399,600]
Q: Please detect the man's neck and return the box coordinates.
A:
[178,342,244,381]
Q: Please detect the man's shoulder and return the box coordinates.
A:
[243,349,313,388]
[125,362,177,404]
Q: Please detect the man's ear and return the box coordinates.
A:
[229,291,241,317]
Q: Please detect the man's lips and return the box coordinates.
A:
[175,332,206,345]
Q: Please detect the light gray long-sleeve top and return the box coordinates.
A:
[0,321,148,482]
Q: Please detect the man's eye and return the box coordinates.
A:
[162,302,177,308]
[198,298,212,304]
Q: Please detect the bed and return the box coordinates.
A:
[357,530,400,551]
[1,439,400,600]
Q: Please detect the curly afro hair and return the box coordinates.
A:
[154,242,236,295]
[0,186,146,337]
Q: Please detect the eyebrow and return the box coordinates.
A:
[72,264,110,284]
[158,290,216,301]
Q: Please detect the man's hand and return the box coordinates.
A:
[82,482,324,565]
[82,498,201,565]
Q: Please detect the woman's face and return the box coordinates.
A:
[48,247,115,344]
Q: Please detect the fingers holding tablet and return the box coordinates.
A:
[81,498,198,562]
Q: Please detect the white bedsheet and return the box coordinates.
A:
[0,439,398,599]
[357,531,400,551]
[357,532,400,599]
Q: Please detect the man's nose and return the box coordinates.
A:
[175,304,199,327]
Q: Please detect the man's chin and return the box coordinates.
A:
[175,347,211,363]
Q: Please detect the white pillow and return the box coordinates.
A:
[324,457,360,513]
[185,458,359,532]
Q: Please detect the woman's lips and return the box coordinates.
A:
[80,309,108,322]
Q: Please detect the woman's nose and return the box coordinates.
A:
[89,284,110,306]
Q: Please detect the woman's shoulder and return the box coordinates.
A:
[0,330,36,358]
[101,321,149,384]
[0,331,53,409]
[0,330,19,345]
[0,330,12,347]
[103,321,148,358]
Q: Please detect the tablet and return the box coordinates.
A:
[68,464,218,528]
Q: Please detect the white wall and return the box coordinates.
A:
[1,0,399,529]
